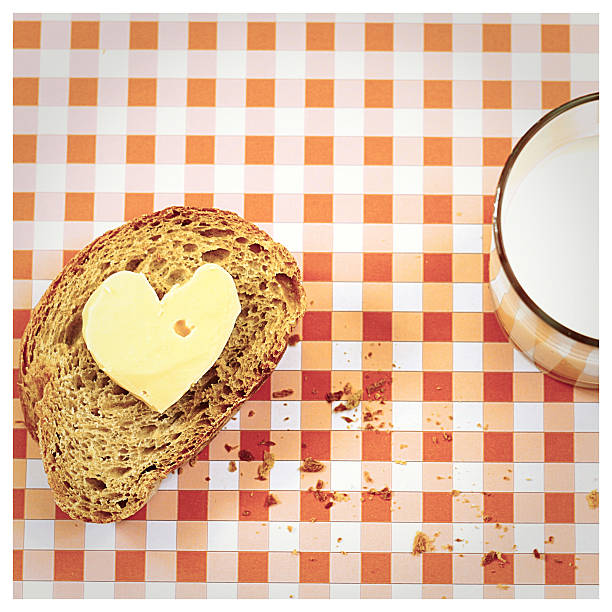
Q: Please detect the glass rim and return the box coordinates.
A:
[492,92,599,348]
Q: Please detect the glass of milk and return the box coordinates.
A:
[489,93,598,388]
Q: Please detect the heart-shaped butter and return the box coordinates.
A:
[82,263,241,413]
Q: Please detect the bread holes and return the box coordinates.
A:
[117,499,128,508]
[64,313,82,346]
[139,425,156,436]
[275,273,300,311]
[182,243,197,252]
[150,234,161,242]
[249,243,264,254]
[142,445,156,454]
[125,258,143,272]
[236,236,247,243]
[85,477,107,491]
[201,248,229,264]
[167,269,186,285]
[173,319,195,337]
[200,227,233,238]
[110,466,131,477]
[93,510,112,520]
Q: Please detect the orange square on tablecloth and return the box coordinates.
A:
[422,553,452,584]
[544,432,574,462]
[244,193,273,222]
[130,21,158,49]
[303,252,332,281]
[304,194,332,222]
[483,81,511,109]
[67,135,96,164]
[306,22,334,51]
[185,193,214,209]
[364,136,393,165]
[423,195,452,224]
[126,135,155,164]
[362,430,391,461]
[305,136,333,165]
[483,552,513,584]
[545,554,576,585]
[69,78,98,106]
[54,550,84,581]
[13,21,41,48]
[305,79,334,107]
[362,493,391,522]
[423,372,452,402]
[176,551,206,582]
[187,79,216,106]
[115,550,145,581]
[186,135,214,164]
[124,193,154,220]
[13,135,36,163]
[363,253,392,282]
[14,193,35,221]
[14,78,39,105]
[363,194,392,223]
[483,491,513,523]
[246,79,275,107]
[483,137,512,166]
[300,552,329,582]
[128,78,156,106]
[362,552,391,583]
[542,81,571,110]
[424,81,452,108]
[13,251,32,280]
[71,21,99,49]
[300,490,330,523]
[65,193,94,221]
[365,23,393,51]
[424,137,452,166]
[364,80,393,108]
[422,431,453,461]
[424,23,452,52]
[245,136,274,164]
[483,24,511,52]
[483,432,513,462]
[541,25,570,53]
[188,22,217,50]
[248,22,276,50]
[13,550,22,580]
[238,552,268,583]
[423,492,452,522]
[545,492,575,523]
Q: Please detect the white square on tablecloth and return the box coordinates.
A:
[333,166,363,195]
[36,164,66,193]
[99,50,130,78]
[453,283,483,312]
[513,523,544,553]
[268,521,300,551]
[333,223,362,253]
[515,585,545,598]
[454,585,484,599]
[331,522,361,552]
[207,521,238,551]
[216,51,246,78]
[275,108,305,136]
[25,459,50,488]
[512,53,542,81]
[207,461,239,490]
[391,522,421,553]
[275,51,306,79]
[393,223,422,253]
[94,164,125,192]
[335,51,364,79]
[576,586,599,599]
[393,342,422,371]
[39,49,70,77]
[392,402,422,430]
[271,401,301,430]
[274,165,304,194]
[145,583,175,598]
[333,282,363,312]
[513,347,540,372]
[453,342,482,372]
[332,341,362,371]
[157,50,187,78]
[269,460,301,490]
[575,463,598,492]
[453,523,484,553]
[453,402,483,431]
[391,461,421,491]
[207,583,238,598]
[453,109,483,138]
[214,164,244,193]
[574,403,598,432]
[334,108,365,137]
[393,109,423,137]
[24,520,55,549]
[270,584,299,599]
[393,166,423,195]
[514,403,544,431]
[276,345,302,371]
[37,107,69,135]
[84,582,115,599]
[453,224,483,253]
[394,52,423,80]
[452,53,482,81]
[154,164,185,193]
[453,166,482,196]
[453,462,483,492]
[571,53,599,82]
[392,585,422,598]
[155,107,186,135]
[215,108,246,135]
[146,520,177,550]
[330,460,361,491]
[21,582,54,599]
[576,524,599,553]
[272,222,303,252]
[514,462,544,492]
[393,282,422,312]
[330,584,361,599]
[32,280,52,308]
[85,522,116,550]
[158,470,178,490]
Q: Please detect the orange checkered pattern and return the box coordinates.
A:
[13,13,598,599]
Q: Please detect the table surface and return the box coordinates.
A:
[13,13,599,599]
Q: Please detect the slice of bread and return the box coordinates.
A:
[19,206,306,522]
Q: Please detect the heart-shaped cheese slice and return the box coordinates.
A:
[82,263,241,413]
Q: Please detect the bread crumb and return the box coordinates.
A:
[451,489,461,497]
[412,531,435,555]
[255,451,275,480]
[364,471,374,484]
[300,457,325,473]
[272,388,293,399]
[481,551,506,567]
[496,584,509,591]
[228,460,237,472]
[287,525,293,532]
[287,334,301,346]
[224,443,238,453]
[238,449,254,462]
[586,489,598,509]
[264,493,279,507]
[247,410,255,417]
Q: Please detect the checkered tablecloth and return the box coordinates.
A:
[13,13,599,599]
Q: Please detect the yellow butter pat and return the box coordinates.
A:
[82,263,241,413]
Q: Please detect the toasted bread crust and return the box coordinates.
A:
[19,206,306,522]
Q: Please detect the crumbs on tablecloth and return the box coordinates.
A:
[301,457,325,472]
[586,489,599,509]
